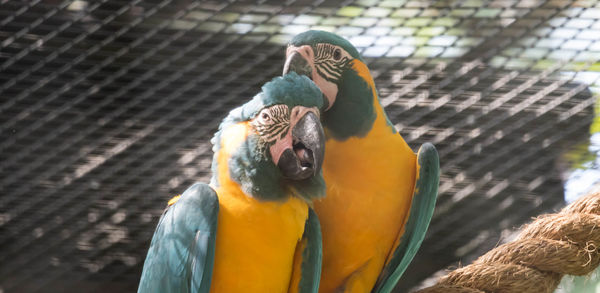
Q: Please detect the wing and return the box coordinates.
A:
[288,207,323,293]
[372,142,440,293]
[138,183,219,293]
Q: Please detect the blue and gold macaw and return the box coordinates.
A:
[283,31,440,293]
[138,73,328,293]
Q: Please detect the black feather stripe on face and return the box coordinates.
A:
[251,104,291,148]
[314,43,351,83]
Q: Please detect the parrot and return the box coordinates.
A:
[137,72,329,293]
[282,30,440,293]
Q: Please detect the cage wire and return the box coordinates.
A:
[1,0,599,292]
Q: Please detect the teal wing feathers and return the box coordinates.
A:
[372,142,440,293]
[138,183,219,293]
[298,207,323,293]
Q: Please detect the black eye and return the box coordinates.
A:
[261,112,270,121]
[333,48,342,60]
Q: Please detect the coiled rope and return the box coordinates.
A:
[415,189,600,293]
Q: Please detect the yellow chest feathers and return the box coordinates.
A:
[210,122,309,293]
[315,60,418,292]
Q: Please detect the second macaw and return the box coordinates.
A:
[138,73,328,293]
[283,31,440,293]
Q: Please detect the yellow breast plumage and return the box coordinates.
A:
[315,60,418,293]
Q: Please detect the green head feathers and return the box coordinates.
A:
[234,72,326,120]
[210,72,326,201]
[290,30,363,62]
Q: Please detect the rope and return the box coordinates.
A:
[415,189,600,293]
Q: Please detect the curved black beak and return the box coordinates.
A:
[277,112,325,180]
[283,51,312,77]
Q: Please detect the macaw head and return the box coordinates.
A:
[283,30,380,140]
[211,72,327,201]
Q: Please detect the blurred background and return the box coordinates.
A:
[1,0,600,292]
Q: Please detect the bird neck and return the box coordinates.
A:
[210,122,251,199]
[211,122,284,201]
[323,59,396,141]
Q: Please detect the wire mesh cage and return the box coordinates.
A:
[1,0,599,292]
